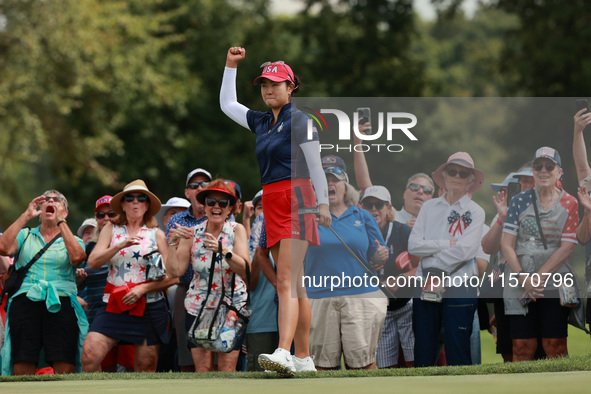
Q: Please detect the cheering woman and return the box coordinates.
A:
[220,47,331,376]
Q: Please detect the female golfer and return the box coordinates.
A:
[220,46,331,376]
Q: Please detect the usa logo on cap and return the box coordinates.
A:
[95,195,113,212]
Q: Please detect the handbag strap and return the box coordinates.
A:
[530,189,548,250]
[18,231,62,273]
[226,245,251,306]
[0,231,62,301]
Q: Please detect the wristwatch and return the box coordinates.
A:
[224,251,233,260]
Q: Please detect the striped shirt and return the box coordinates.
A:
[15,226,84,292]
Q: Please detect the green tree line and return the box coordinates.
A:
[0,0,590,228]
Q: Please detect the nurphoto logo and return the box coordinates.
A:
[304,107,418,153]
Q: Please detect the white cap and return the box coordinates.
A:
[156,197,191,228]
[252,190,263,208]
[77,218,97,238]
[186,168,212,186]
[361,185,391,204]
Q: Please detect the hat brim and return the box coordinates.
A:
[77,224,96,238]
[94,202,111,213]
[155,202,191,229]
[490,184,504,193]
[196,187,237,206]
[253,75,291,85]
[111,187,162,218]
[432,163,485,194]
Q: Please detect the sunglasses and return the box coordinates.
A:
[45,196,62,203]
[123,194,149,203]
[363,201,386,210]
[446,168,472,179]
[259,60,295,84]
[324,167,345,175]
[95,211,117,219]
[205,197,231,209]
[187,181,210,190]
[408,183,434,195]
[533,162,556,172]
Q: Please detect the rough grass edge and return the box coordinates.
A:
[1,355,590,382]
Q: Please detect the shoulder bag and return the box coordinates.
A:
[187,241,251,353]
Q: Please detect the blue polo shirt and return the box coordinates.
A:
[304,206,386,298]
[246,103,317,185]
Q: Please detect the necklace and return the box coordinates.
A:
[539,188,557,210]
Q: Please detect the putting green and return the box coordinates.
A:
[1,371,589,393]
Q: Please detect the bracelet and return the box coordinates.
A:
[169,242,179,247]
[496,218,504,227]
[57,219,67,226]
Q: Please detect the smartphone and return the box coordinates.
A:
[507,181,521,206]
[357,107,372,134]
[576,99,588,114]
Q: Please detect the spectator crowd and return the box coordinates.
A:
[1,70,591,376]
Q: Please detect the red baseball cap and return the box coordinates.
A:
[95,195,113,212]
[253,61,295,85]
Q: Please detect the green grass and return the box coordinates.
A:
[1,325,590,393]
[0,373,590,394]
[1,355,591,382]
[1,355,591,394]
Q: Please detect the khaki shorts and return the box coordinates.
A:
[310,291,388,368]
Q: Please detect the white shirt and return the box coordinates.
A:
[409,193,485,281]
[395,207,415,224]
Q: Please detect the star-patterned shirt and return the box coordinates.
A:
[502,188,579,314]
[185,220,248,316]
[503,188,578,274]
[103,225,164,304]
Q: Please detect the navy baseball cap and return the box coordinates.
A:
[225,180,242,200]
[322,155,346,172]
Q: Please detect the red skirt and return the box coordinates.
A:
[262,178,320,248]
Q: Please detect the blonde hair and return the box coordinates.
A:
[344,182,360,207]
[386,206,396,222]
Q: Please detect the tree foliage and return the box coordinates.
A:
[0,0,590,229]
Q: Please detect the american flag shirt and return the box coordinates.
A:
[503,188,579,314]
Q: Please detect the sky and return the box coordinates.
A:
[269,0,480,20]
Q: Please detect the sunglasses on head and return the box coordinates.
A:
[95,211,117,219]
[324,167,345,175]
[363,201,386,211]
[446,168,472,179]
[123,194,149,203]
[187,181,210,190]
[205,197,231,209]
[533,162,556,172]
[408,183,434,195]
[45,196,62,203]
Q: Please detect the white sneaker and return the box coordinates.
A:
[293,355,316,372]
[258,348,296,377]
